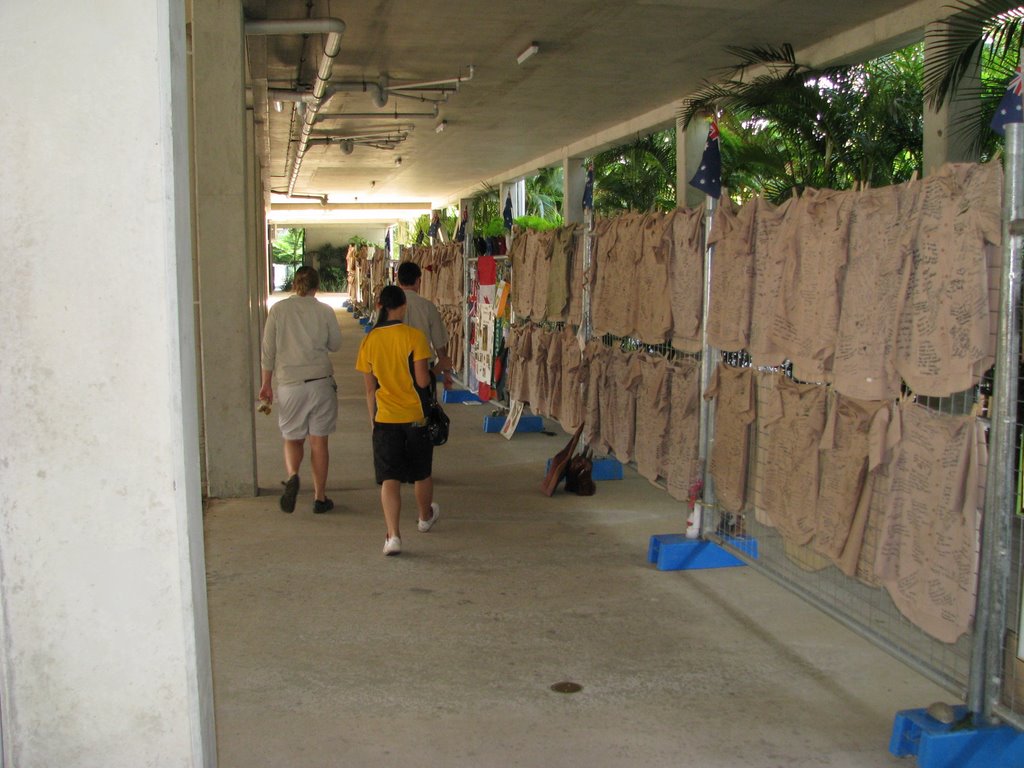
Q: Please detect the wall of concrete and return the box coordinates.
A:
[0,0,214,765]
[192,0,258,499]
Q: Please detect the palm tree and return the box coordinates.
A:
[591,130,676,213]
[922,1,1023,157]
[525,166,564,221]
[271,227,305,266]
[681,44,924,202]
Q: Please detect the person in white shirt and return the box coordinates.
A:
[259,266,343,514]
[397,261,454,390]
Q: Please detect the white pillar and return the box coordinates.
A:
[0,1,215,765]
[563,157,587,225]
[192,0,258,497]
[678,115,710,209]
[923,19,981,175]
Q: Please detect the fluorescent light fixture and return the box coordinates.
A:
[517,43,539,65]
[435,120,447,134]
[268,202,432,223]
[273,100,283,112]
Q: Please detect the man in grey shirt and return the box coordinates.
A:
[259,266,343,514]
[397,261,454,389]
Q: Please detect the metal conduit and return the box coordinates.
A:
[245,17,346,197]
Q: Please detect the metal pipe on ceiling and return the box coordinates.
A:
[245,17,346,197]
[317,106,439,120]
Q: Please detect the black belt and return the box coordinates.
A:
[304,376,329,383]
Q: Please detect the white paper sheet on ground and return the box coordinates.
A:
[501,400,525,440]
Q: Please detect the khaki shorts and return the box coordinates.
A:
[277,377,338,440]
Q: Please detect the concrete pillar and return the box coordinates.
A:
[923,19,981,175]
[191,0,258,497]
[678,115,711,208]
[563,157,587,225]
[246,116,267,407]
[0,1,215,765]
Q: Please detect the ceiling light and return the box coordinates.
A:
[516,43,539,65]
[435,120,447,134]
[273,100,283,112]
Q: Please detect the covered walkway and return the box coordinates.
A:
[205,299,946,767]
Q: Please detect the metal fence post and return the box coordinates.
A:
[971,122,1024,722]
[698,197,719,534]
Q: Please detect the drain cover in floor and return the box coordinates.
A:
[550,681,583,693]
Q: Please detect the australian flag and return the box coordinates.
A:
[582,165,594,210]
[455,210,467,242]
[688,117,722,199]
[991,65,1024,136]
[428,213,440,238]
[503,193,514,230]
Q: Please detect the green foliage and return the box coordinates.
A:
[591,130,677,213]
[271,227,305,265]
[514,214,560,231]
[681,43,925,203]
[478,217,506,237]
[472,184,499,230]
[393,207,459,246]
[348,235,382,249]
[922,1,1022,157]
[525,167,564,220]
[306,243,348,292]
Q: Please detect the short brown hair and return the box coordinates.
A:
[293,266,320,296]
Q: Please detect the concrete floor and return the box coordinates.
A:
[204,295,949,767]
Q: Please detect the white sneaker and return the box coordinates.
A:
[383,536,402,556]
[418,503,440,533]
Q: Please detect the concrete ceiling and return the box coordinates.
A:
[243,0,941,223]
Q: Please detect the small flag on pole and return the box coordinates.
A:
[428,213,440,238]
[688,117,722,199]
[384,229,391,256]
[455,210,467,242]
[582,165,594,210]
[991,65,1024,136]
[503,193,514,230]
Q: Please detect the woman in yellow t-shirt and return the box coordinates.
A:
[356,285,441,556]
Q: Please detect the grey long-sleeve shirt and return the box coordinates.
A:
[261,295,342,386]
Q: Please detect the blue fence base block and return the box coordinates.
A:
[647,533,758,571]
[483,415,544,433]
[890,706,1024,768]
[442,389,482,404]
[544,457,624,482]
[358,316,370,326]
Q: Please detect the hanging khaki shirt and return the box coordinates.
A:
[832,183,917,400]
[874,401,985,644]
[770,188,853,381]
[755,373,828,545]
[748,197,792,368]
[665,358,702,502]
[894,161,1002,396]
[632,353,672,485]
[583,339,609,453]
[704,364,756,513]
[545,224,575,321]
[706,198,756,352]
[632,211,673,343]
[558,326,585,433]
[669,206,706,353]
[814,394,891,577]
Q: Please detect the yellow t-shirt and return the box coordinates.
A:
[355,322,433,423]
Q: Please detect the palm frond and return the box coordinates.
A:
[923,0,1024,108]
